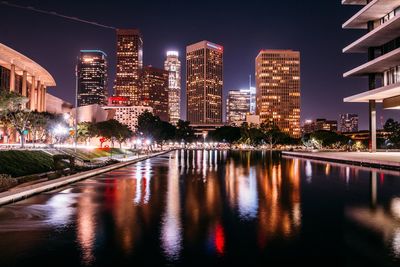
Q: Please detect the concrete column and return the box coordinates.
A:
[9,64,15,92]
[41,85,46,112]
[29,76,36,110]
[22,71,27,97]
[36,81,41,111]
[369,100,376,152]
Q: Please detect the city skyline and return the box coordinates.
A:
[3,1,399,129]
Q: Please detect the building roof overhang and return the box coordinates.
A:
[0,43,56,87]
[342,0,367,5]
[344,47,400,77]
[344,82,400,103]
[343,0,400,29]
[344,14,400,53]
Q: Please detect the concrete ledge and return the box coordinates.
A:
[0,151,170,206]
[282,151,400,171]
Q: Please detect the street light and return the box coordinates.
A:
[202,132,207,149]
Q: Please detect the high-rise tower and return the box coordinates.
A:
[256,50,301,137]
[114,29,143,104]
[186,40,223,126]
[164,51,181,125]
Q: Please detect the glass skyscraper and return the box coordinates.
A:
[77,50,108,107]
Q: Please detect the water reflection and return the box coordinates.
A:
[1,151,400,266]
[161,153,182,261]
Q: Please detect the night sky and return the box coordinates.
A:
[2,0,398,129]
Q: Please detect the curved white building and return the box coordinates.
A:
[0,42,56,112]
[343,0,400,152]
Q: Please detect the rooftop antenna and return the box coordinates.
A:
[249,74,252,89]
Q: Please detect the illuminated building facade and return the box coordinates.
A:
[0,43,55,112]
[186,40,223,126]
[114,29,143,104]
[339,113,359,133]
[164,51,181,125]
[342,0,400,151]
[303,118,338,133]
[77,50,108,107]
[226,89,253,126]
[256,50,301,137]
[140,66,169,121]
[103,105,153,131]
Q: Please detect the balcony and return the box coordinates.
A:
[344,82,400,103]
[344,47,400,77]
[343,0,400,29]
[344,14,400,53]
[342,0,367,5]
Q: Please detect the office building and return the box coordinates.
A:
[114,29,143,104]
[186,40,223,127]
[77,50,108,107]
[256,50,301,137]
[303,118,338,133]
[103,106,153,132]
[140,66,169,121]
[164,51,181,125]
[343,0,400,151]
[226,89,252,126]
[339,114,359,133]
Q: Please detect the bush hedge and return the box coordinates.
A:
[0,151,54,177]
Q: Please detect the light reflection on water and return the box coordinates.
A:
[0,151,400,266]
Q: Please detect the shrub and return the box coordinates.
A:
[0,174,18,191]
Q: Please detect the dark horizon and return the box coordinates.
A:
[1,0,398,130]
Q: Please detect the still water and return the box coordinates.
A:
[0,150,400,266]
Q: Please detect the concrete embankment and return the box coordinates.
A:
[0,151,170,206]
[282,151,400,171]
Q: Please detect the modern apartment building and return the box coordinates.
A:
[255,50,301,137]
[343,0,400,151]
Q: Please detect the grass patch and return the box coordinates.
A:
[63,148,134,160]
[0,150,54,177]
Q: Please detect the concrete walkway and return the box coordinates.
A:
[282,151,400,170]
[0,150,170,206]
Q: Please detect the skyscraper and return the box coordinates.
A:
[256,50,301,137]
[140,66,169,121]
[186,41,223,126]
[77,50,108,107]
[226,88,255,126]
[339,114,358,133]
[114,29,143,104]
[164,51,181,125]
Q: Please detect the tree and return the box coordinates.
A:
[137,110,159,138]
[260,121,283,148]
[77,122,94,144]
[92,120,132,148]
[384,118,400,148]
[176,120,195,143]
[137,111,178,145]
[310,130,349,148]
[0,91,31,148]
[208,126,241,144]
[239,122,264,146]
